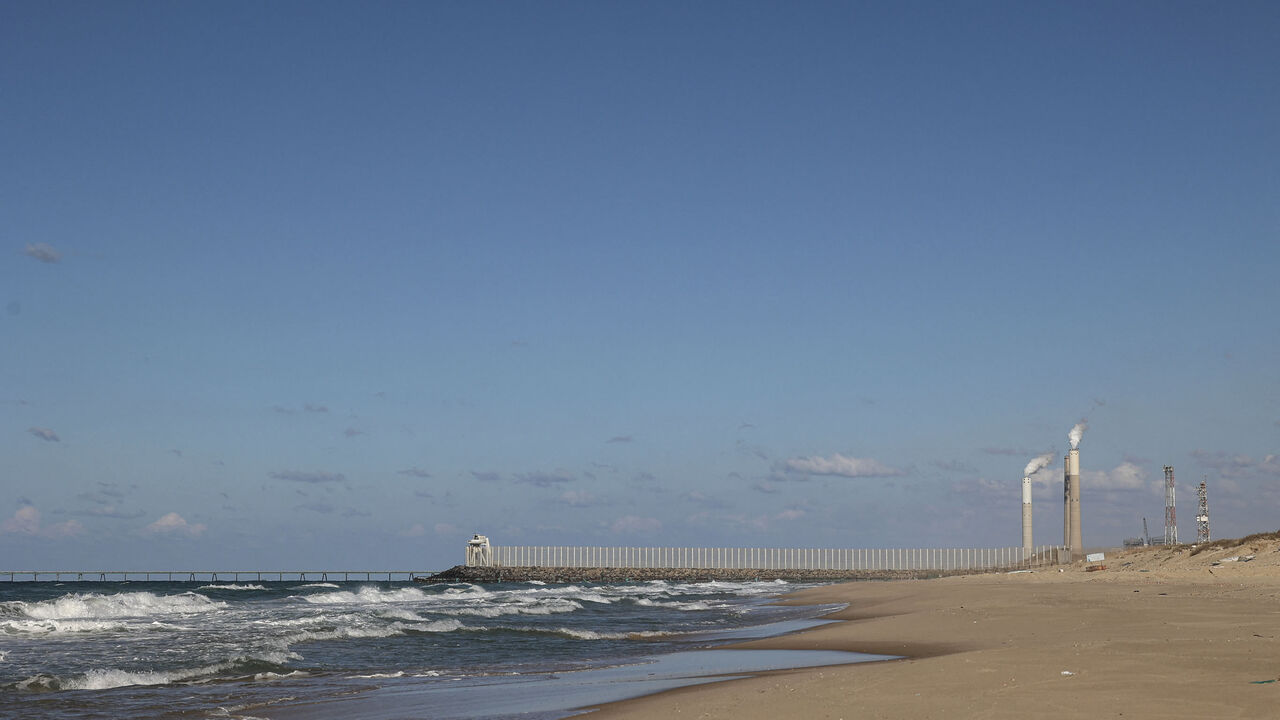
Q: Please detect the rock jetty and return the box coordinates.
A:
[415,565,960,584]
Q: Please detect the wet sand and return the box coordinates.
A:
[588,538,1280,719]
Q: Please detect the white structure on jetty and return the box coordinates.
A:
[465,535,492,567]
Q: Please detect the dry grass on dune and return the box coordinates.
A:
[1188,529,1280,556]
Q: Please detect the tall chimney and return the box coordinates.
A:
[1067,448,1082,561]
[1022,476,1033,560]
[1063,455,1072,549]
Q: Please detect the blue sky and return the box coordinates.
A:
[4,1,1278,570]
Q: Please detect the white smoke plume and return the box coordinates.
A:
[1023,452,1055,477]
[1068,421,1088,450]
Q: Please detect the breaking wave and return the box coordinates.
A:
[10,591,223,621]
[11,651,298,692]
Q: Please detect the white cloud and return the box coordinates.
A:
[2,505,41,534]
[1082,461,1147,491]
[785,453,904,478]
[145,512,206,537]
[2,505,83,538]
[400,523,426,537]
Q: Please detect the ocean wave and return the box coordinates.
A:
[632,598,713,611]
[276,618,472,648]
[15,591,224,621]
[199,584,268,591]
[301,586,432,605]
[549,627,673,641]
[12,651,299,692]
[291,583,339,589]
[435,598,584,618]
[2,618,129,635]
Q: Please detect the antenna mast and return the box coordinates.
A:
[1196,479,1210,544]
[1163,466,1178,545]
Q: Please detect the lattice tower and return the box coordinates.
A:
[1163,465,1178,545]
[1196,480,1210,544]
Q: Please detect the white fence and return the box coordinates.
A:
[472,545,1067,571]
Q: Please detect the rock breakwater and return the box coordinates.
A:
[416,565,960,584]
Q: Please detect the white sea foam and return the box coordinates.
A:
[3,618,129,635]
[19,591,224,621]
[633,598,713,611]
[292,583,339,589]
[301,587,432,605]
[199,584,267,591]
[16,651,298,691]
[550,627,672,640]
[350,670,405,678]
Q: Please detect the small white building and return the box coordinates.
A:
[466,535,492,567]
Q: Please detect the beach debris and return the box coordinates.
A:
[1006,570,1033,574]
[1249,679,1276,684]
[1243,555,1256,562]
[1061,670,1075,676]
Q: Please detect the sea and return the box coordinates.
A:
[0,578,884,719]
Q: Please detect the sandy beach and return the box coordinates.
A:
[589,535,1280,719]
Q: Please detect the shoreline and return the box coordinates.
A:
[256,582,885,720]
[584,539,1280,719]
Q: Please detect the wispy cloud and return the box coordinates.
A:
[471,471,502,483]
[1190,450,1280,479]
[784,453,904,478]
[269,470,346,484]
[980,447,1024,457]
[2,505,80,537]
[304,403,329,414]
[343,427,364,438]
[67,505,145,519]
[556,490,602,507]
[27,427,60,442]
[1082,461,1147,491]
[680,490,726,508]
[23,242,62,263]
[398,467,432,478]
[932,459,977,474]
[605,435,632,444]
[610,515,662,534]
[144,512,206,537]
[513,471,574,487]
[295,502,334,514]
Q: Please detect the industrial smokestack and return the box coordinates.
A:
[1022,476,1033,560]
[1067,447,1082,561]
[1063,454,1072,549]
